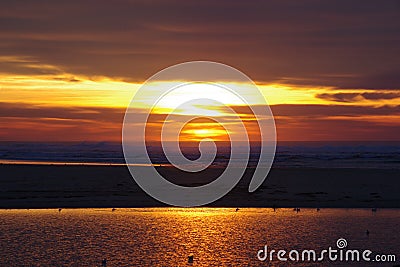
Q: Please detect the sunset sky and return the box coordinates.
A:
[1,0,399,141]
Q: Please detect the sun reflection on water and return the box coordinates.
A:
[0,208,399,266]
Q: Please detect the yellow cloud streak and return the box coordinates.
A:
[1,72,398,111]
[0,74,138,108]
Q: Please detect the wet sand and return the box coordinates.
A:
[0,164,399,208]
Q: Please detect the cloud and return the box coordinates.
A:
[316,92,400,102]
[362,92,400,100]
[0,102,127,141]
[1,102,399,141]
[274,116,400,141]
[0,102,125,122]
[229,104,400,117]
[0,0,399,87]
[339,72,400,90]
[0,56,63,75]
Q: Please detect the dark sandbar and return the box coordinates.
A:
[0,164,399,208]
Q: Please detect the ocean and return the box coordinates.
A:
[0,141,399,169]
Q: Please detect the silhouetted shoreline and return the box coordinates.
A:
[1,164,399,209]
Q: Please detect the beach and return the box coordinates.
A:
[1,164,399,208]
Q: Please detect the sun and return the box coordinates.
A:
[186,128,227,138]
[192,129,213,136]
[178,119,230,142]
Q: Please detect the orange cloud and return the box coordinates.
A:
[1,102,399,142]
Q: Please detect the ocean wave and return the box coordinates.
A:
[0,141,399,169]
